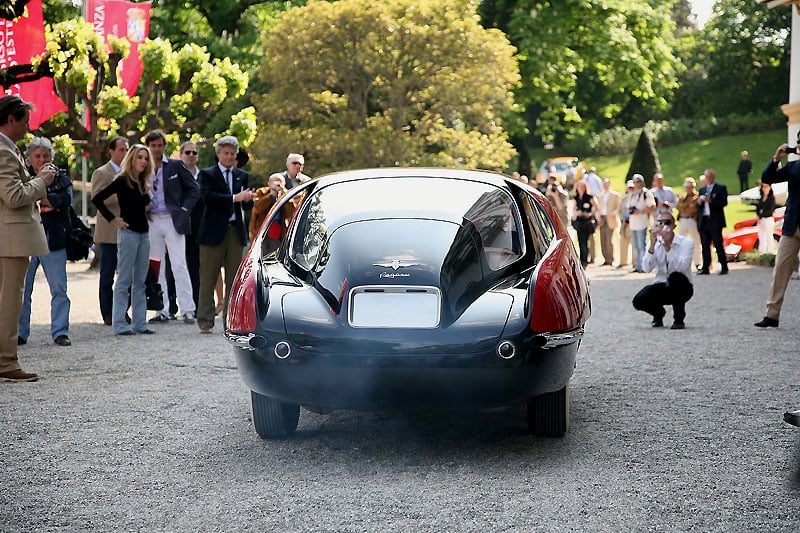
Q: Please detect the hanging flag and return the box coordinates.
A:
[0,0,67,129]
[86,0,151,96]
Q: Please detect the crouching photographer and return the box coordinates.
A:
[632,213,694,330]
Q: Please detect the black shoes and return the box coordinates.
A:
[697,269,709,275]
[784,410,800,427]
[754,317,779,328]
[652,317,664,328]
[54,335,71,346]
[719,268,729,275]
[670,321,685,330]
[148,313,172,323]
[17,336,26,346]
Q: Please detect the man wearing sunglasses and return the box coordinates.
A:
[281,153,311,189]
[632,213,694,329]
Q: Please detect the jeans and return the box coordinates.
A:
[114,229,150,334]
[18,248,70,341]
[631,229,646,272]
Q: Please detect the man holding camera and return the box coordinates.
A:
[632,213,694,329]
[696,168,728,275]
[754,138,800,328]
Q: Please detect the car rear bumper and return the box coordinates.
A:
[232,342,578,411]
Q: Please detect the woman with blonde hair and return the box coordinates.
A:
[92,144,155,335]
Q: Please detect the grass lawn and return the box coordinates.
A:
[532,129,787,231]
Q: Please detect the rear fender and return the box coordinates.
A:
[530,237,590,333]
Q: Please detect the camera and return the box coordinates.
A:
[630,206,636,214]
[47,168,72,194]
[788,146,798,154]
[653,220,663,230]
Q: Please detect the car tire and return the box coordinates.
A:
[527,384,569,437]
[249,390,300,439]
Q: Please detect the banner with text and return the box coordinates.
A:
[86,0,151,96]
[0,0,67,129]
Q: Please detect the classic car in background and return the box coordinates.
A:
[740,182,788,207]
[534,156,583,189]
[226,169,591,439]
[723,210,784,259]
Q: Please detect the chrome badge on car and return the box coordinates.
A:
[373,259,420,271]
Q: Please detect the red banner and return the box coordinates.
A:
[86,0,151,96]
[0,0,67,129]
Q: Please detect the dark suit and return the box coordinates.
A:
[196,164,253,330]
[697,181,728,273]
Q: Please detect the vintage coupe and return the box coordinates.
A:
[225,169,591,439]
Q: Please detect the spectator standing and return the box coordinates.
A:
[696,169,729,275]
[756,182,777,254]
[91,136,129,326]
[17,138,73,347]
[651,172,678,216]
[544,174,569,230]
[196,136,255,334]
[144,130,200,324]
[282,153,311,189]
[755,139,800,328]
[617,180,635,268]
[675,177,702,270]
[581,167,603,264]
[626,174,656,273]
[0,95,56,382]
[179,140,202,310]
[92,144,155,336]
[597,178,620,266]
[737,150,753,194]
[572,180,597,269]
[564,158,580,191]
[632,213,694,329]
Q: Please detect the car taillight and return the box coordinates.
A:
[227,249,258,333]
[530,239,589,333]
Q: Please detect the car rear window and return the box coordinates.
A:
[290,177,523,271]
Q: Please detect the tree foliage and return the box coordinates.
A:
[478,0,679,172]
[671,0,790,119]
[626,130,661,187]
[31,18,253,167]
[250,0,520,176]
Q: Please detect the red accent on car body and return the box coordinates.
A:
[227,245,258,333]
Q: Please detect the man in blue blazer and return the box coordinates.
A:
[144,129,200,324]
[696,168,728,275]
[755,138,800,328]
[196,135,255,333]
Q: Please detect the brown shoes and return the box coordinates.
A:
[0,369,39,382]
[103,317,112,326]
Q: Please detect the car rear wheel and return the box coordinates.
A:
[527,384,569,437]
[249,390,300,439]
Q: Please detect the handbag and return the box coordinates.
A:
[145,258,164,311]
[63,205,93,262]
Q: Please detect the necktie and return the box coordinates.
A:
[225,169,233,194]
[14,146,25,165]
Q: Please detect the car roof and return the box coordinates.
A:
[311,167,512,188]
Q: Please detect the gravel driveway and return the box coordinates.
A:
[1,260,798,531]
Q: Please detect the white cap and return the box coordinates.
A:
[632,174,644,182]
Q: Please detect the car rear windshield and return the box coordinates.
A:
[291,177,524,271]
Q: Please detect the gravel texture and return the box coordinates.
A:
[1,259,798,531]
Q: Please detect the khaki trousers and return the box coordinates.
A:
[600,223,615,265]
[0,256,30,373]
[197,226,246,330]
[765,227,800,320]
[618,222,631,266]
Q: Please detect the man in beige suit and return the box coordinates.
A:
[91,136,129,325]
[597,178,621,266]
[0,95,57,382]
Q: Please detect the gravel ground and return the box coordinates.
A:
[1,258,799,531]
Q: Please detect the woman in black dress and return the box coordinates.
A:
[573,180,598,269]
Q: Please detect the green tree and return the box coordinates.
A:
[250,0,520,177]
[478,0,679,172]
[626,130,661,187]
[671,0,789,119]
[31,18,253,167]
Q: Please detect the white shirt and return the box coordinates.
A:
[582,172,603,197]
[642,233,694,283]
[627,189,656,231]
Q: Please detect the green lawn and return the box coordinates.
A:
[533,129,788,230]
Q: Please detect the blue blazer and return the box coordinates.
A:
[196,165,252,246]
[159,158,200,235]
[697,182,727,232]
[763,159,800,237]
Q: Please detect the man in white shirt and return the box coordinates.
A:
[626,173,656,272]
[651,172,678,217]
[632,213,694,329]
[581,167,603,264]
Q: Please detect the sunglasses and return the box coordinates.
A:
[289,161,303,165]
[183,150,197,155]
[655,219,673,226]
